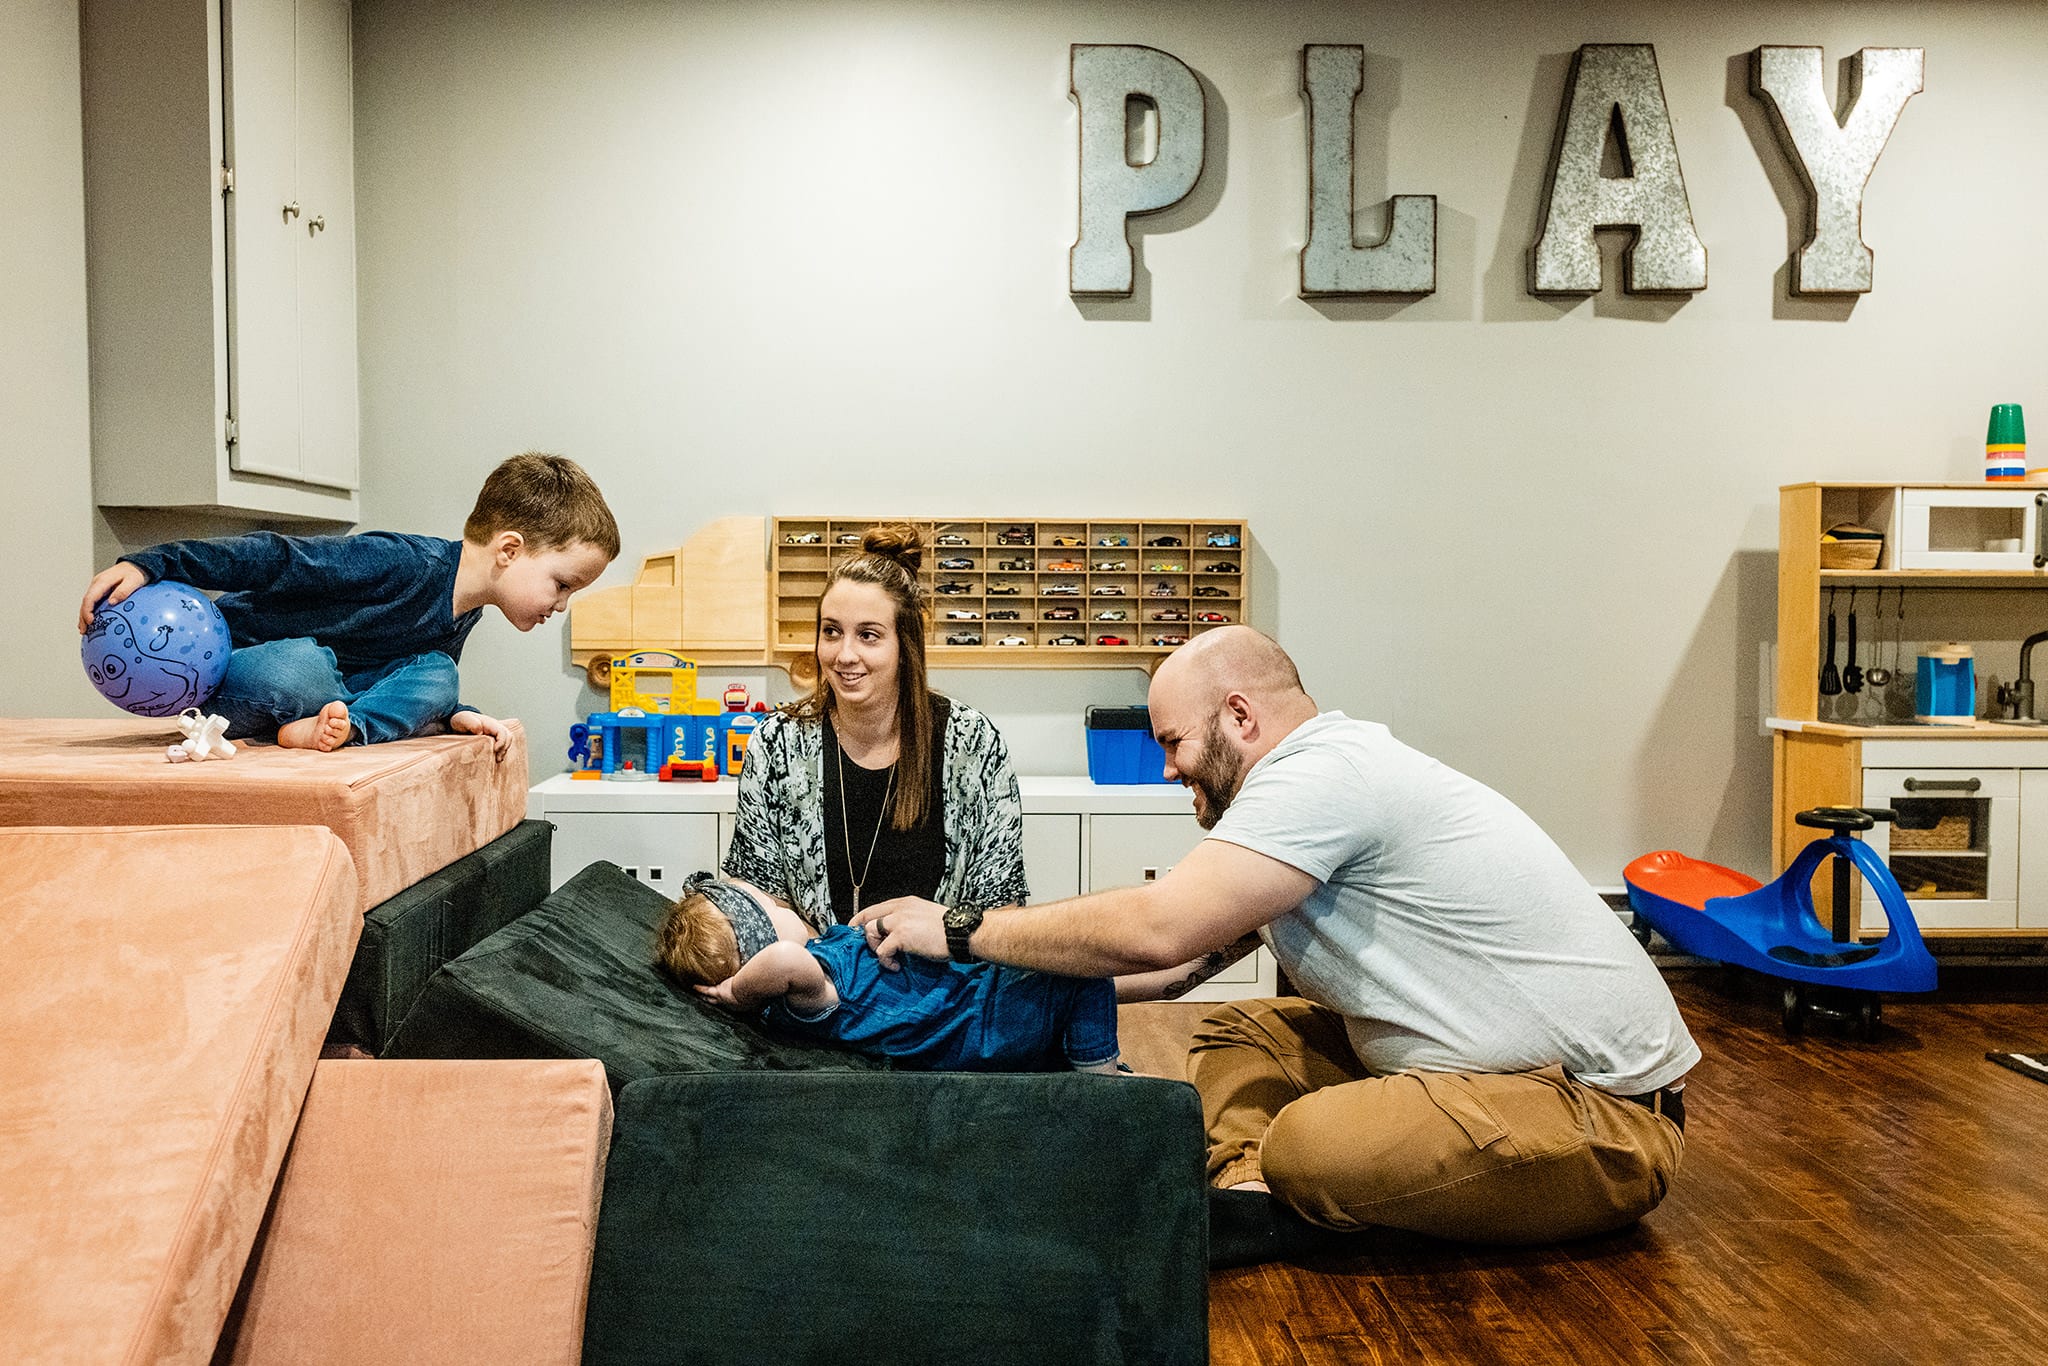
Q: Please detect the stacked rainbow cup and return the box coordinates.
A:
[1986,403,2026,482]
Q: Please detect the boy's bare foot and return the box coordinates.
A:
[277,701,352,752]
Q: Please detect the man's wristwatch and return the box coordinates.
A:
[943,903,984,963]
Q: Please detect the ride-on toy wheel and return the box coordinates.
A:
[1782,985,1806,1035]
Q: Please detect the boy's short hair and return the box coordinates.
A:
[656,890,741,986]
[656,874,778,986]
[464,452,621,559]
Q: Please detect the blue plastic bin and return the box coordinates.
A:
[1085,705,1172,784]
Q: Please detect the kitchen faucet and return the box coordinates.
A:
[1995,628,2048,721]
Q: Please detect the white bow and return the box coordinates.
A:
[166,708,236,762]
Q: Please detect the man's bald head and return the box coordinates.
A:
[1155,626,1309,713]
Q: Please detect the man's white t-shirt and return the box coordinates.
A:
[1207,712,1699,1095]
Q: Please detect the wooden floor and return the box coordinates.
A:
[1119,967,2048,1366]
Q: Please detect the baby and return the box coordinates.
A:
[657,873,1121,1074]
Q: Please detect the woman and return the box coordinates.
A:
[722,524,1028,931]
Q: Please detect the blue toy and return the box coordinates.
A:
[1625,806,1936,1039]
[82,580,232,718]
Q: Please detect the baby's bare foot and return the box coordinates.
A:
[277,700,351,752]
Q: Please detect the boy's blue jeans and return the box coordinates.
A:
[209,638,460,745]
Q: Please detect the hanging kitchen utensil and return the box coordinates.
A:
[1819,587,1842,696]
[1865,587,1893,688]
[1842,587,1863,693]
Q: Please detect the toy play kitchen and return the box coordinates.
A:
[1770,483,2048,942]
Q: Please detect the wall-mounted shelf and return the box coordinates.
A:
[569,515,1251,687]
[772,517,1248,673]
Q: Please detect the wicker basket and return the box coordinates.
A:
[1819,524,1883,570]
[1889,813,1973,851]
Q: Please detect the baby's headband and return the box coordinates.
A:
[683,872,776,965]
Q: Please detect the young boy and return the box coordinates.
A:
[659,873,1122,1074]
[75,452,618,758]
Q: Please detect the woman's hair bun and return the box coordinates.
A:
[860,522,925,575]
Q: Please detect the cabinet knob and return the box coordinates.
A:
[282,200,301,223]
[307,215,326,235]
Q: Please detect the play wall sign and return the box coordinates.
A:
[1069,43,1924,300]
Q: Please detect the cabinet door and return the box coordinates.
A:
[292,0,358,490]
[1863,768,2019,931]
[548,810,719,901]
[1088,813,1276,999]
[2022,771,2048,931]
[224,0,303,481]
[1022,814,1082,903]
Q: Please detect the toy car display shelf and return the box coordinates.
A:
[568,516,1249,687]
[773,518,1248,675]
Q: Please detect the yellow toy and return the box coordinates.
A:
[608,651,721,719]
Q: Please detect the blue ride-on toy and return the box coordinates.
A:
[1624,806,1937,1039]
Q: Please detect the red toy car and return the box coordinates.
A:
[1096,635,1129,646]
[1194,611,1229,623]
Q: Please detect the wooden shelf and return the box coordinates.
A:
[772,517,1248,668]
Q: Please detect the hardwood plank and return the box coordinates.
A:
[1134,968,2048,1366]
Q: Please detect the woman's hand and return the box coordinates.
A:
[853,896,951,969]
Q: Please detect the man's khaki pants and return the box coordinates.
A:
[1189,998,1686,1244]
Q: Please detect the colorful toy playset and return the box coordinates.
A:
[567,651,766,782]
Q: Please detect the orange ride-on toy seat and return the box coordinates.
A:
[1624,806,1937,1039]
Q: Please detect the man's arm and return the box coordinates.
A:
[1114,932,1265,1003]
[858,837,1317,977]
[695,941,836,1013]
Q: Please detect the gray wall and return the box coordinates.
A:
[3,0,100,720]
[18,1,2048,888]
[353,0,2048,880]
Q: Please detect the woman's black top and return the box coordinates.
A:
[821,697,950,924]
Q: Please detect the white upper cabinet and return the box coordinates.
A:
[82,0,360,521]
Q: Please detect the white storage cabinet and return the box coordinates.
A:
[81,0,360,521]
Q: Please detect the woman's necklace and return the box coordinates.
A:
[834,732,896,917]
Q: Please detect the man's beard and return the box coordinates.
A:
[1187,715,1246,830]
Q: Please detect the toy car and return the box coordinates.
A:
[1091,585,1126,596]
[943,609,980,620]
[1048,634,1084,646]
[1044,559,1082,573]
[936,533,970,545]
[1147,562,1183,573]
[1148,582,1177,597]
[785,531,822,544]
[1203,561,1238,573]
[1151,608,1187,622]
[938,557,973,570]
[1195,611,1230,623]
[836,532,861,544]
[1194,585,1228,598]
[989,609,1021,621]
[936,582,973,595]
[945,632,983,646]
[1094,609,1127,621]
[1043,606,1080,621]
[988,584,1021,595]
[996,635,1029,647]
[1096,535,1129,547]
[1206,531,1241,548]
[1150,634,1187,646]
[1146,535,1183,547]
[1096,635,1129,646]
[1049,535,1083,547]
[997,558,1032,571]
[1042,583,1080,596]
[1092,560,1129,572]
[996,526,1033,544]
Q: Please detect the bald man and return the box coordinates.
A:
[859,627,1697,1262]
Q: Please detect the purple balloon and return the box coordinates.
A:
[82,580,232,718]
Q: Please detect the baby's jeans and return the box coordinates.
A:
[209,637,460,744]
